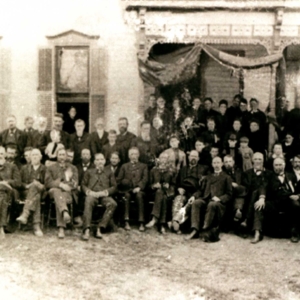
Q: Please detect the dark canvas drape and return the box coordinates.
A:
[139,43,283,87]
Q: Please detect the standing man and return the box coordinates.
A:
[81,153,117,240]
[16,149,46,237]
[117,147,148,232]
[131,121,158,169]
[41,113,70,149]
[116,117,136,164]
[144,94,156,122]
[23,116,37,148]
[102,130,121,163]
[45,148,78,239]
[0,115,28,164]
[226,94,242,127]
[90,117,108,158]
[69,119,91,165]
[149,97,171,132]
[0,146,21,238]
[187,156,232,242]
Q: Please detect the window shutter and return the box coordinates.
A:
[38,48,53,130]
[38,48,52,91]
[90,47,106,130]
[0,48,11,130]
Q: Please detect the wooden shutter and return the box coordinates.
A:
[0,48,11,130]
[90,47,106,131]
[38,48,53,129]
[38,48,52,91]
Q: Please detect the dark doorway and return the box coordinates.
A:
[57,102,90,132]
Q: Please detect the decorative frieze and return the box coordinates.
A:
[280,26,299,37]
[253,25,274,36]
[209,25,231,36]
[231,25,252,37]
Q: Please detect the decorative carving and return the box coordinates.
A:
[280,26,299,37]
[209,25,230,36]
[278,38,300,53]
[231,25,252,37]
[253,25,274,37]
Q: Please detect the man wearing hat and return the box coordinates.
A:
[186,156,232,242]
[81,153,117,240]
[117,147,148,232]
[171,150,208,233]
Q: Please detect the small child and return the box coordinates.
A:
[45,130,64,166]
[239,136,253,172]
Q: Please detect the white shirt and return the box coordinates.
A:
[97,130,104,139]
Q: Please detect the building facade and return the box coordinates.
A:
[0,0,299,147]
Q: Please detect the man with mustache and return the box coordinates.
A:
[45,148,78,239]
[0,146,21,238]
[186,156,232,242]
[117,147,148,232]
[81,153,117,240]
[171,150,208,234]
[16,148,45,237]
[241,152,272,243]
[146,152,175,234]
[116,117,136,164]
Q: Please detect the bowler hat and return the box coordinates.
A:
[117,179,133,193]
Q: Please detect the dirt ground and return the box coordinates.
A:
[0,225,300,300]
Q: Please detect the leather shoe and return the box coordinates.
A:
[139,223,145,232]
[172,221,180,232]
[145,218,157,228]
[291,235,299,243]
[124,222,131,231]
[251,230,263,244]
[95,228,103,239]
[185,229,198,240]
[33,224,43,237]
[82,228,90,241]
[58,227,65,239]
[63,211,71,224]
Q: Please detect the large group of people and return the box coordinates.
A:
[1,92,300,245]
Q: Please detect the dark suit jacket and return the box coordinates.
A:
[20,164,46,188]
[76,162,95,185]
[196,171,232,204]
[105,164,121,178]
[116,131,136,164]
[41,130,70,150]
[69,132,91,165]
[90,131,108,157]
[0,128,28,157]
[224,167,246,197]
[242,168,273,197]
[45,162,78,191]
[81,168,116,196]
[23,128,37,148]
[0,162,21,190]
[117,162,148,191]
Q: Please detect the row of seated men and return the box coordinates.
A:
[1,140,300,245]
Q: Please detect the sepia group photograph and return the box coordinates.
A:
[0,0,300,299]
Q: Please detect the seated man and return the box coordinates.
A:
[187,156,232,242]
[23,147,33,165]
[117,147,148,232]
[45,148,78,239]
[0,146,21,238]
[105,151,122,178]
[162,134,186,176]
[171,150,208,233]
[223,155,246,224]
[146,152,175,234]
[16,149,46,237]
[81,153,117,240]
[75,148,95,227]
[6,145,22,169]
[241,152,273,243]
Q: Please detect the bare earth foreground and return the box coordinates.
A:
[0,227,300,300]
